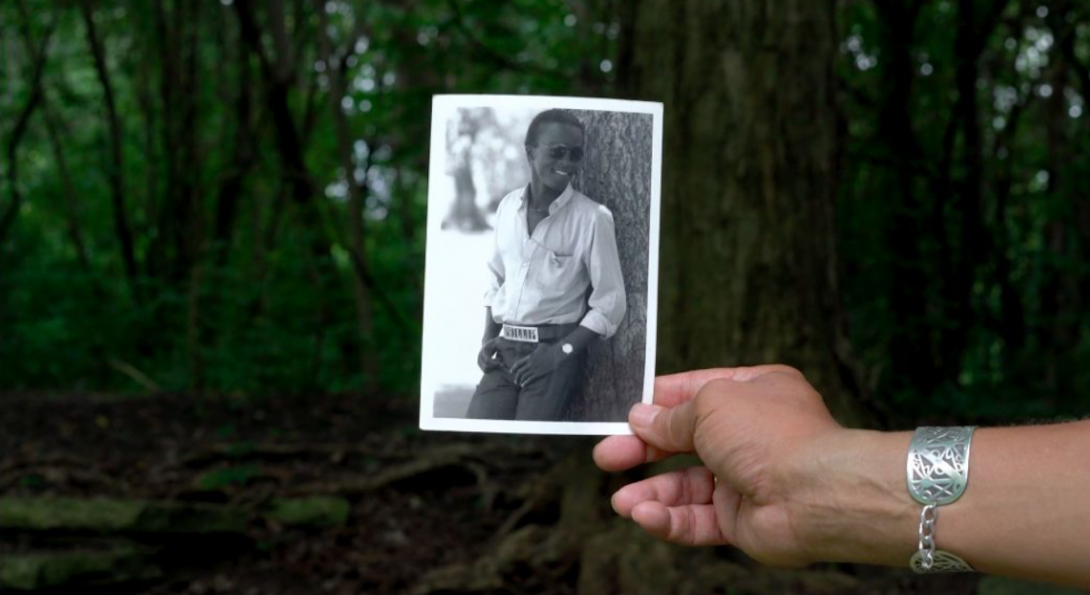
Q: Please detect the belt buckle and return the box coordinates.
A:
[502,324,539,343]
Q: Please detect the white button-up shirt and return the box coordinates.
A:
[484,184,627,339]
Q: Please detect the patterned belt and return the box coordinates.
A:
[500,323,579,343]
[501,324,539,343]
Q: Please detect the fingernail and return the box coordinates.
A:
[630,403,660,428]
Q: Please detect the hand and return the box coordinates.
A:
[476,338,503,373]
[509,343,563,386]
[593,365,853,567]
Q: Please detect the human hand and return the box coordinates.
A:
[476,338,503,373]
[594,365,881,567]
[510,343,563,386]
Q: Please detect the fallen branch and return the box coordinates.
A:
[107,359,162,393]
[285,451,481,497]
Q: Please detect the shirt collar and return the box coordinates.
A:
[520,183,575,215]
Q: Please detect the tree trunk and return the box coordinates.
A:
[42,100,93,275]
[873,1,936,396]
[1039,25,1076,392]
[316,2,379,392]
[0,4,51,257]
[564,110,653,422]
[620,0,870,425]
[81,0,139,294]
[234,0,340,388]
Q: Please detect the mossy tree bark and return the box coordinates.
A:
[618,0,872,425]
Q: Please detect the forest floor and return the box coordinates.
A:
[0,392,1076,595]
[0,391,575,595]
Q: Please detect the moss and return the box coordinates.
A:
[263,496,350,528]
[0,498,143,532]
[977,576,1087,595]
[0,497,247,534]
[0,546,161,590]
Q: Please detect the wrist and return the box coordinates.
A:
[549,342,568,362]
[787,429,917,566]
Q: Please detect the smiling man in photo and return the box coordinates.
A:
[465,109,627,421]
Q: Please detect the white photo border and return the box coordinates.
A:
[419,94,663,435]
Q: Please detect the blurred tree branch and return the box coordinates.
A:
[0,3,53,256]
[444,0,567,81]
[81,0,140,295]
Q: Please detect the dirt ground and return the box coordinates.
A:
[1,391,574,594]
[0,391,1064,595]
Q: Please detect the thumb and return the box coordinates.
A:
[628,401,697,454]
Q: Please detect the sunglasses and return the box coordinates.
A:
[541,145,585,163]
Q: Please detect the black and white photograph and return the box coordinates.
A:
[419,95,662,434]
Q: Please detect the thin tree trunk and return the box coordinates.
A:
[187,256,205,391]
[81,0,139,292]
[145,0,204,284]
[0,5,51,256]
[211,29,255,267]
[940,0,997,382]
[872,1,934,394]
[135,24,161,259]
[316,2,379,391]
[621,0,871,425]
[1039,27,1076,392]
[42,100,93,274]
[235,0,338,387]
[393,167,417,245]
[1049,0,1090,338]
[178,0,204,282]
[12,0,90,272]
[989,95,1029,354]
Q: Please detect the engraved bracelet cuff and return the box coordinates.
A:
[906,426,977,573]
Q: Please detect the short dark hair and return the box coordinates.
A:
[525,109,585,147]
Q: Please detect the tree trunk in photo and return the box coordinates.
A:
[442,110,491,233]
[443,149,490,232]
[619,0,870,425]
[564,110,653,422]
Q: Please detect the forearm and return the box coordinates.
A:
[794,422,1090,588]
[561,325,599,354]
[482,308,500,342]
[943,422,1090,587]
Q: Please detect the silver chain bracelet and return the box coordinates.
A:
[906,426,976,573]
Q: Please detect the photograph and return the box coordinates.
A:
[419,95,663,434]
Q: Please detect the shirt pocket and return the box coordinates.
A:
[537,248,580,288]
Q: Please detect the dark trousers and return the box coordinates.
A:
[465,338,585,421]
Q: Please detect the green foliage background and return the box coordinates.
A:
[1,0,1088,424]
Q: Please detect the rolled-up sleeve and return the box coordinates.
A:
[579,206,626,338]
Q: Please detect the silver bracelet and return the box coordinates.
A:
[906,426,976,573]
